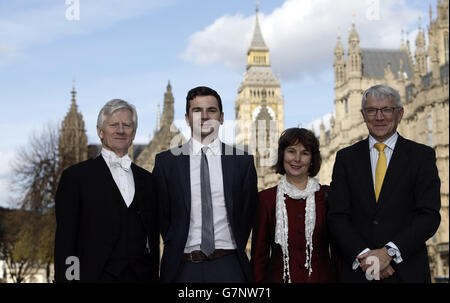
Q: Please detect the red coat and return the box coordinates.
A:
[251,185,336,283]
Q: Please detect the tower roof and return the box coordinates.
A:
[334,30,344,54]
[361,49,413,79]
[249,5,268,51]
[415,19,426,47]
[348,24,360,43]
[161,80,174,126]
[348,14,360,43]
[70,83,77,111]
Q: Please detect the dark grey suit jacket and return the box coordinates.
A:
[153,142,258,283]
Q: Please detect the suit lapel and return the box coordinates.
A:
[355,138,377,211]
[93,155,124,207]
[376,135,409,207]
[130,163,143,209]
[221,143,234,223]
[178,143,191,215]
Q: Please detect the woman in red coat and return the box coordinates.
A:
[251,128,337,283]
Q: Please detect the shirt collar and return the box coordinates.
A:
[101,147,130,161]
[368,132,398,151]
[190,137,222,156]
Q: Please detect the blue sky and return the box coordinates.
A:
[0,0,434,207]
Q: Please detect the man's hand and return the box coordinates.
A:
[380,265,395,280]
[358,247,392,273]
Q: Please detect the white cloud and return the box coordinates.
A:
[308,112,333,135]
[180,14,251,69]
[180,0,426,81]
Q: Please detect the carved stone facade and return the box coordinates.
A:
[318,0,449,282]
[136,82,186,172]
[235,7,284,191]
[58,84,88,171]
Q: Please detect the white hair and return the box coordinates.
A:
[361,84,403,108]
[97,99,138,131]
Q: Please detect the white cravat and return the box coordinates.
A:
[101,148,135,207]
[184,138,237,253]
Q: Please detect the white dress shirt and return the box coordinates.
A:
[368,132,397,188]
[101,148,135,207]
[184,138,237,253]
[352,133,403,270]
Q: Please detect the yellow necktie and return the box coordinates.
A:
[374,143,387,202]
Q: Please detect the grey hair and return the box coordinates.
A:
[361,84,403,109]
[97,99,138,130]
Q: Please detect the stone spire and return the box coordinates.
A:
[335,29,345,54]
[161,80,174,128]
[348,14,360,45]
[319,119,326,146]
[249,3,268,51]
[400,29,406,49]
[415,18,428,76]
[58,82,88,170]
[334,29,346,85]
[403,30,414,68]
[246,3,270,70]
[429,2,433,22]
[135,82,186,172]
[416,18,426,46]
[347,15,362,78]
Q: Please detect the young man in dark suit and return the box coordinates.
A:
[54,99,159,282]
[328,84,441,282]
[153,86,258,283]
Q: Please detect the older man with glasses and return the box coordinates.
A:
[328,84,441,283]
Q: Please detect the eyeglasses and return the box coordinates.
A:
[362,107,400,117]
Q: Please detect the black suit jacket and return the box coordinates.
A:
[54,156,159,282]
[153,142,258,282]
[328,134,441,282]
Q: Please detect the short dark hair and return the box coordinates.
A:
[273,127,322,177]
[186,86,223,114]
